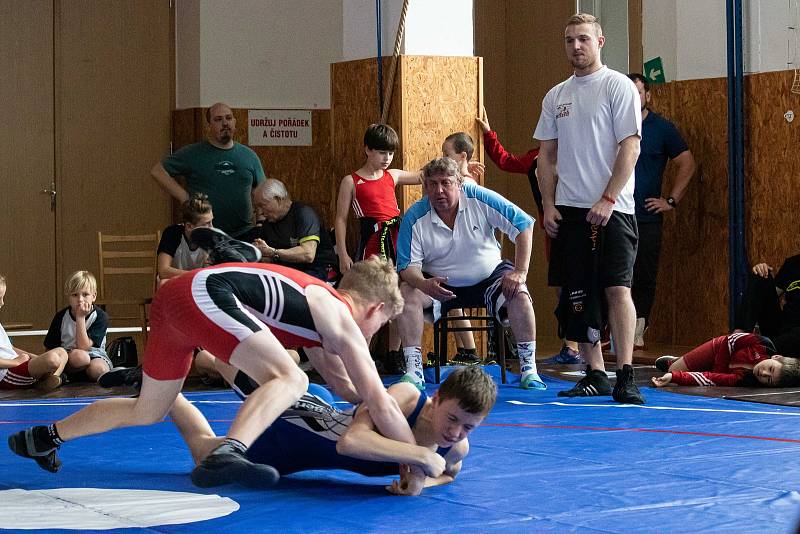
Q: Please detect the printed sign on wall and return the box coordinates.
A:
[248,110,312,146]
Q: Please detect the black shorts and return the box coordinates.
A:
[423,260,525,324]
[548,206,638,288]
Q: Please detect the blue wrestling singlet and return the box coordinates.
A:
[246,388,451,476]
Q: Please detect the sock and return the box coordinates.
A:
[402,347,424,383]
[518,341,538,375]
[458,347,477,355]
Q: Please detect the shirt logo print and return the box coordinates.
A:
[556,102,571,119]
[215,161,236,176]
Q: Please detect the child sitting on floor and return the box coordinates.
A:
[0,275,68,391]
[44,271,111,384]
[651,332,800,388]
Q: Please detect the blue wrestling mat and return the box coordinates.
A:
[1,368,800,533]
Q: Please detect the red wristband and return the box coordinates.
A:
[602,194,616,204]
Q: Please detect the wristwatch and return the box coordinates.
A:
[272,248,280,261]
[666,196,677,208]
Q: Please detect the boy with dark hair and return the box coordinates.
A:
[170,365,497,496]
[334,124,424,373]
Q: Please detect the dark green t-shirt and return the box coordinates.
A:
[163,141,266,237]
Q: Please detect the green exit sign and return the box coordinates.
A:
[643,57,666,83]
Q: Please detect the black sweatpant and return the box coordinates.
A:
[631,220,663,325]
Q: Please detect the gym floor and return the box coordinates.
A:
[1,343,799,533]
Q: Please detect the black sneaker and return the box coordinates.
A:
[612,364,645,405]
[557,366,612,397]
[383,350,406,375]
[8,427,62,473]
[452,350,482,366]
[191,441,280,488]
[655,355,678,372]
[98,366,143,390]
[190,227,262,264]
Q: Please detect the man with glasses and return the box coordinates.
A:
[394,157,544,391]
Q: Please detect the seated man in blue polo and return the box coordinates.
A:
[250,178,338,282]
[395,157,544,390]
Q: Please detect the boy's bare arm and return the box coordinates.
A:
[389,169,423,186]
[334,175,355,271]
[337,383,443,475]
[308,288,417,450]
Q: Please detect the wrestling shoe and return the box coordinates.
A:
[191,440,280,488]
[655,355,678,372]
[612,364,645,405]
[98,366,143,390]
[557,366,611,397]
[8,427,62,473]
[190,227,262,264]
[541,345,583,365]
[383,350,406,375]
[451,350,482,366]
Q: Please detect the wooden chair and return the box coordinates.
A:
[96,231,160,343]
[432,307,509,384]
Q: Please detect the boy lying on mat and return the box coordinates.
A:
[170,365,496,496]
[651,332,800,388]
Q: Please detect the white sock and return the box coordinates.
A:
[518,340,538,376]
[402,347,424,383]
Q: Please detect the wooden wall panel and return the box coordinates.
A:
[399,55,484,208]
[744,70,800,268]
[647,78,730,346]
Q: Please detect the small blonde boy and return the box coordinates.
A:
[0,275,68,391]
[44,271,111,383]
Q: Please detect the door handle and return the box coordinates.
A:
[40,183,56,212]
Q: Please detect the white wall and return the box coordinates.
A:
[342,0,404,61]
[176,0,474,109]
[176,0,343,109]
[403,0,473,56]
[342,0,473,60]
[644,0,795,81]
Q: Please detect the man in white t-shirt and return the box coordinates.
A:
[534,13,644,404]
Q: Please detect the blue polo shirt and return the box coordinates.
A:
[634,111,688,222]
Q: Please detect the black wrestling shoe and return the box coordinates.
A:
[452,350,482,366]
[557,366,612,397]
[383,350,406,375]
[612,364,645,405]
[8,427,62,473]
[190,227,262,264]
[191,441,279,489]
[98,366,143,390]
[655,355,678,372]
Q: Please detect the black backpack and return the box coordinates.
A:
[106,336,138,368]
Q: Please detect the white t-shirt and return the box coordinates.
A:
[0,324,17,381]
[533,65,642,214]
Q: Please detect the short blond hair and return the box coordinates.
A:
[566,13,603,37]
[65,271,97,295]
[337,256,403,316]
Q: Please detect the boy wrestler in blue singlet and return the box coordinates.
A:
[170,365,497,496]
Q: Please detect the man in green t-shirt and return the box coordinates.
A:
[151,102,266,238]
